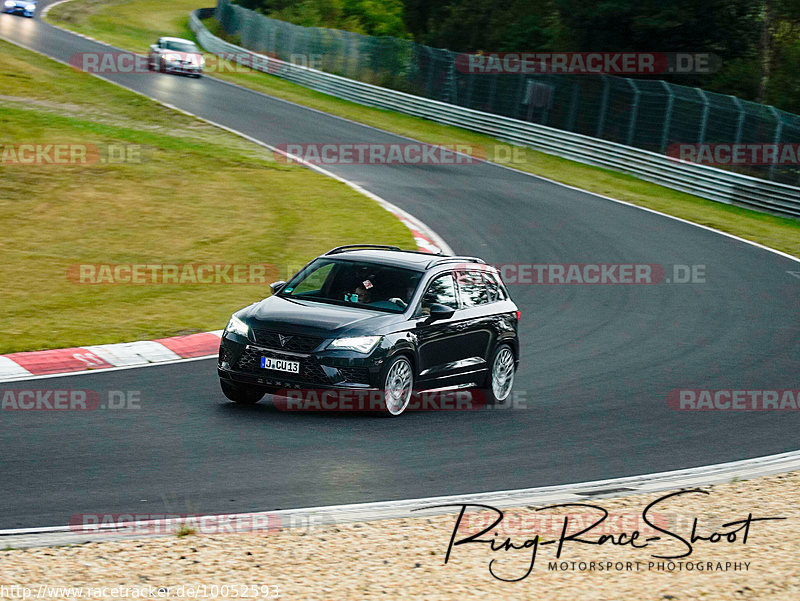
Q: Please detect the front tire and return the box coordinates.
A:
[220,380,264,405]
[483,344,515,404]
[380,355,414,417]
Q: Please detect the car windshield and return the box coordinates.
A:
[164,41,197,53]
[279,258,423,313]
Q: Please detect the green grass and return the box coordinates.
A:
[47,0,800,259]
[0,38,413,354]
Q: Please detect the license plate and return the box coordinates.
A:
[260,356,300,373]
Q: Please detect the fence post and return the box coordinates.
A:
[444,55,456,105]
[596,75,609,138]
[267,19,275,55]
[660,80,674,153]
[372,37,381,76]
[288,26,297,58]
[423,47,435,98]
[514,73,527,119]
[769,106,783,181]
[239,9,248,48]
[348,34,359,80]
[566,82,579,131]
[328,28,342,75]
[248,11,260,52]
[338,30,347,76]
[465,74,474,109]
[626,79,640,147]
[487,74,497,113]
[731,96,745,145]
[696,88,709,144]
[302,28,311,64]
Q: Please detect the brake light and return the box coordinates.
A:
[515,310,521,321]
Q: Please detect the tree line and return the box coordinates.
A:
[233,0,800,113]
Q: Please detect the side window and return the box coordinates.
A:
[484,271,507,303]
[420,273,458,314]
[456,269,489,307]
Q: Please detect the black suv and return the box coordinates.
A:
[218,245,520,416]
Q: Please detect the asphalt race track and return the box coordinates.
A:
[1,7,798,529]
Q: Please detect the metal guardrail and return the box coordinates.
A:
[190,8,800,219]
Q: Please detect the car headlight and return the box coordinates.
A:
[328,336,381,354]
[225,315,250,338]
[25,3,35,9]
[198,55,206,67]
[4,2,16,8]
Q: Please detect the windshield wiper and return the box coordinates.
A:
[285,295,400,313]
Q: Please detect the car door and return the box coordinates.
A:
[413,271,478,386]
[451,268,496,373]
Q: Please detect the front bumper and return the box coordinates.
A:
[218,332,383,392]
[164,63,202,75]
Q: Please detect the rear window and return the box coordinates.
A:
[484,271,507,302]
[456,269,489,307]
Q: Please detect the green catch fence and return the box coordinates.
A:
[214,0,800,186]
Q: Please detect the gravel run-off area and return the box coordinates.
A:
[1,471,798,600]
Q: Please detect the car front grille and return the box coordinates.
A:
[235,347,329,385]
[251,330,324,353]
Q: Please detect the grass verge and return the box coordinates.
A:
[0,38,413,354]
[46,0,800,259]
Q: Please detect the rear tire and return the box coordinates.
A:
[220,380,264,405]
[483,344,515,404]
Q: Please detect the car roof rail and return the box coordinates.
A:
[426,256,486,269]
[325,244,402,255]
[393,248,445,257]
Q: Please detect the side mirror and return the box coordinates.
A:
[270,280,287,294]
[426,303,455,322]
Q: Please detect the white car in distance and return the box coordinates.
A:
[148,37,204,77]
